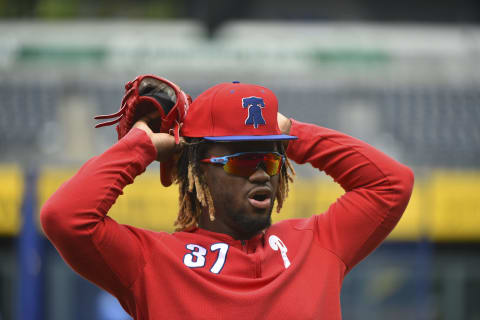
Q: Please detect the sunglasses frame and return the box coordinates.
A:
[200,151,285,177]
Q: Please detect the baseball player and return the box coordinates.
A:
[41,78,414,319]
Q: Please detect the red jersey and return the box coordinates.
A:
[40,120,414,319]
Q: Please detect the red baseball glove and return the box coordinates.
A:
[94,74,191,186]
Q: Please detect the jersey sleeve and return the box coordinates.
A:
[40,128,157,311]
[286,119,414,273]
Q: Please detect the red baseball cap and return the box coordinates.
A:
[181,81,297,141]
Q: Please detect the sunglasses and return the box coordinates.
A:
[200,152,285,177]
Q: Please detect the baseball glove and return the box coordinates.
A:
[94,74,191,186]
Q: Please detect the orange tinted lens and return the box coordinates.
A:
[263,154,282,175]
[224,156,259,177]
[223,154,282,177]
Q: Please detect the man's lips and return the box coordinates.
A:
[248,197,271,209]
[247,187,272,210]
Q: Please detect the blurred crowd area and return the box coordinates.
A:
[1,0,479,23]
[1,11,480,320]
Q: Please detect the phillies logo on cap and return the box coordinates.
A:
[242,96,266,129]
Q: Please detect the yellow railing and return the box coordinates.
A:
[0,165,23,235]
[1,166,479,241]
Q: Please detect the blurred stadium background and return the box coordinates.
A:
[1,0,480,319]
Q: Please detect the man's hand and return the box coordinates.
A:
[277,113,293,149]
[277,112,292,135]
[133,114,182,162]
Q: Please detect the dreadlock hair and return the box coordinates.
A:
[172,139,295,231]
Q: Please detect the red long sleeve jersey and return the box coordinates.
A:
[41,120,414,320]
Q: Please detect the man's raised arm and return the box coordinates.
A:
[40,128,157,306]
[285,118,414,273]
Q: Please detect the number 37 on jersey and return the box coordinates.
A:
[182,235,291,274]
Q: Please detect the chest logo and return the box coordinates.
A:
[269,235,291,269]
[243,96,266,129]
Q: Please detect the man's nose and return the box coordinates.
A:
[248,163,270,183]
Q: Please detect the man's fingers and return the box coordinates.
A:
[133,111,161,132]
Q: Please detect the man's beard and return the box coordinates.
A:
[228,205,273,240]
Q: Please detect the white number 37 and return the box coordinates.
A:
[183,243,230,274]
